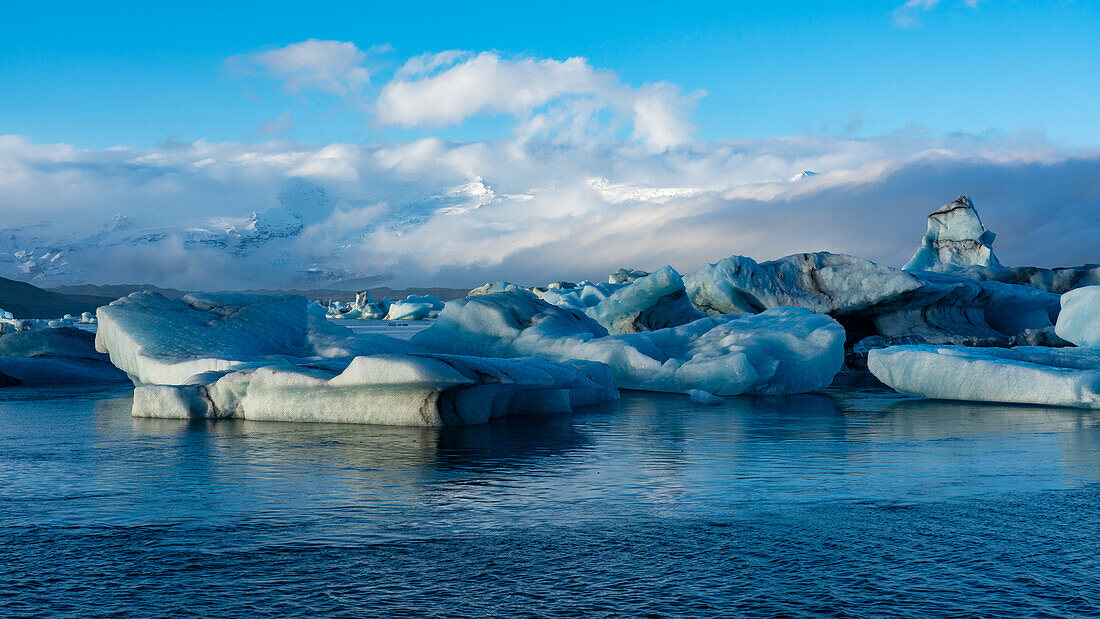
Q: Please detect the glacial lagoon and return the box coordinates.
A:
[3,382,1099,616]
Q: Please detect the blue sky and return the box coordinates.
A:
[1,1,1098,288]
[2,0,1097,149]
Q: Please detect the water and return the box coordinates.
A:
[2,382,1099,616]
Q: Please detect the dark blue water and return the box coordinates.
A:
[2,382,1099,617]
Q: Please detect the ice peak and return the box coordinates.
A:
[903,195,1002,272]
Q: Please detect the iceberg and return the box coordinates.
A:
[903,196,1002,271]
[0,327,125,385]
[608,268,650,284]
[134,354,617,425]
[685,252,1059,345]
[1,308,96,334]
[384,294,444,321]
[583,266,704,334]
[868,346,1100,409]
[901,196,1100,293]
[97,291,616,425]
[411,291,845,395]
[327,290,388,320]
[870,285,1100,409]
[1054,286,1100,348]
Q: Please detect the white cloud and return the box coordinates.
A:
[228,39,372,96]
[1,130,1095,291]
[376,51,700,150]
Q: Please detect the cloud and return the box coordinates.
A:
[894,0,984,27]
[227,39,372,97]
[375,51,701,150]
[1,130,1096,290]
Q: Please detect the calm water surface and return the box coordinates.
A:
[2,380,1099,616]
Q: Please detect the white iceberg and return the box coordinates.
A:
[903,195,1001,271]
[384,294,444,321]
[900,196,1099,293]
[870,286,1100,409]
[1054,285,1100,348]
[327,290,388,320]
[0,309,97,334]
[97,291,616,425]
[135,354,617,425]
[868,345,1100,409]
[411,291,845,396]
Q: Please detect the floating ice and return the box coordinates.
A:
[0,327,125,385]
[899,196,1099,293]
[134,354,617,425]
[0,309,96,334]
[412,291,845,395]
[685,252,1059,344]
[97,291,616,425]
[584,266,704,334]
[868,345,1100,409]
[384,294,444,321]
[1054,286,1100,348]
[869,285,1100,408]
[608,268,650,284]
[904,196,1002,271]
[327,290,388,320]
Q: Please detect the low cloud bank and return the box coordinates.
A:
[1,130,1095,290]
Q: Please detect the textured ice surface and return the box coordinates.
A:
[868,345,1100,409]
[904,196,1001,271]
[96,292,414,386]
[385,295,444,321]
[870,285,1100,408]
[897,196,1099,293]
[0,327,125,385]
[133,354,617,425]
[584,266,704,334]
[0,309,96,334]
[1055,286,1100,348]
[608,268,650,284]
[685,252,1059,344]
[98,292,616,425]
[412,291,845,395]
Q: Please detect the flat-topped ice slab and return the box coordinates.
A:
[99,292,617,425]
[133,354,617,426]
[868,345,1100,409]
[96,291,416,385]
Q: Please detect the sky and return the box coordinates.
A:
[0,1,1098,288]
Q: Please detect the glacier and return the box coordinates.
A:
[95,292,617,424]
[411,291,845,396]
